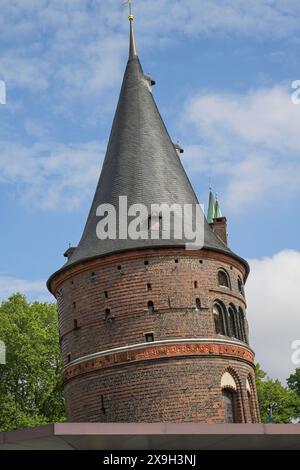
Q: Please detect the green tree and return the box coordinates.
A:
[255,364,300,423]
[287,368,300,396]
[0,293,66,431]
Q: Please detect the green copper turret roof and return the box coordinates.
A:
[214,196,223,218]
[207,190,215,224]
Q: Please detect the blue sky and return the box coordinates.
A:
[1,0,300,381]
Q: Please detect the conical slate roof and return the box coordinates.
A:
[48,20,248,288]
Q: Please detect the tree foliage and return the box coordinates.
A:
[255,364,300,423]
[1,293,300,430]
[0,294,66,432]
[287,368,300,397]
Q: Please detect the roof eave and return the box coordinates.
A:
[47,245,250,294]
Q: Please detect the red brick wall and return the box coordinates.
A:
[51,247,260,423]
[64,357,258,423]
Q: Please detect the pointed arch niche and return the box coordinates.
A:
[221,370,243,423]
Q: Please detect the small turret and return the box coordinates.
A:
[207,191,228,246]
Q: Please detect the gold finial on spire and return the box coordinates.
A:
[124,0,134,20]
[124,0,137,57]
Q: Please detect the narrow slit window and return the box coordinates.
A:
[145,333,154,342]
[101,394,106,415]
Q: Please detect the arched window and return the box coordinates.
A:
[222,389,237,423]
[195,298,201,310]
[228,304,238,338]
[218,269,231,288]
[247,377,256,423]
[239,307,248,343]
[247,391,255,422]
[238,276,244,296]
[148,300,154,314]
[213,302,226,335]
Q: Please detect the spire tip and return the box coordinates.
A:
[126,0,137,58]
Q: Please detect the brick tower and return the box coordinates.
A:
[48,14,260,423]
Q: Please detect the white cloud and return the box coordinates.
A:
[0,276,51,302]
[246,250,300,383]
[184,85,300,210]
[187,86,300,153]
[137,0,300,39]
[0,140,104,210]
[0,2,299,212]
[0,1,299,100]
[1,3,300,212]
[0,1,127,101]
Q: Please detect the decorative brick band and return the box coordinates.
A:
[63,341,255,383]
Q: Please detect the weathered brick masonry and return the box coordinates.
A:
[49,248,260,423]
